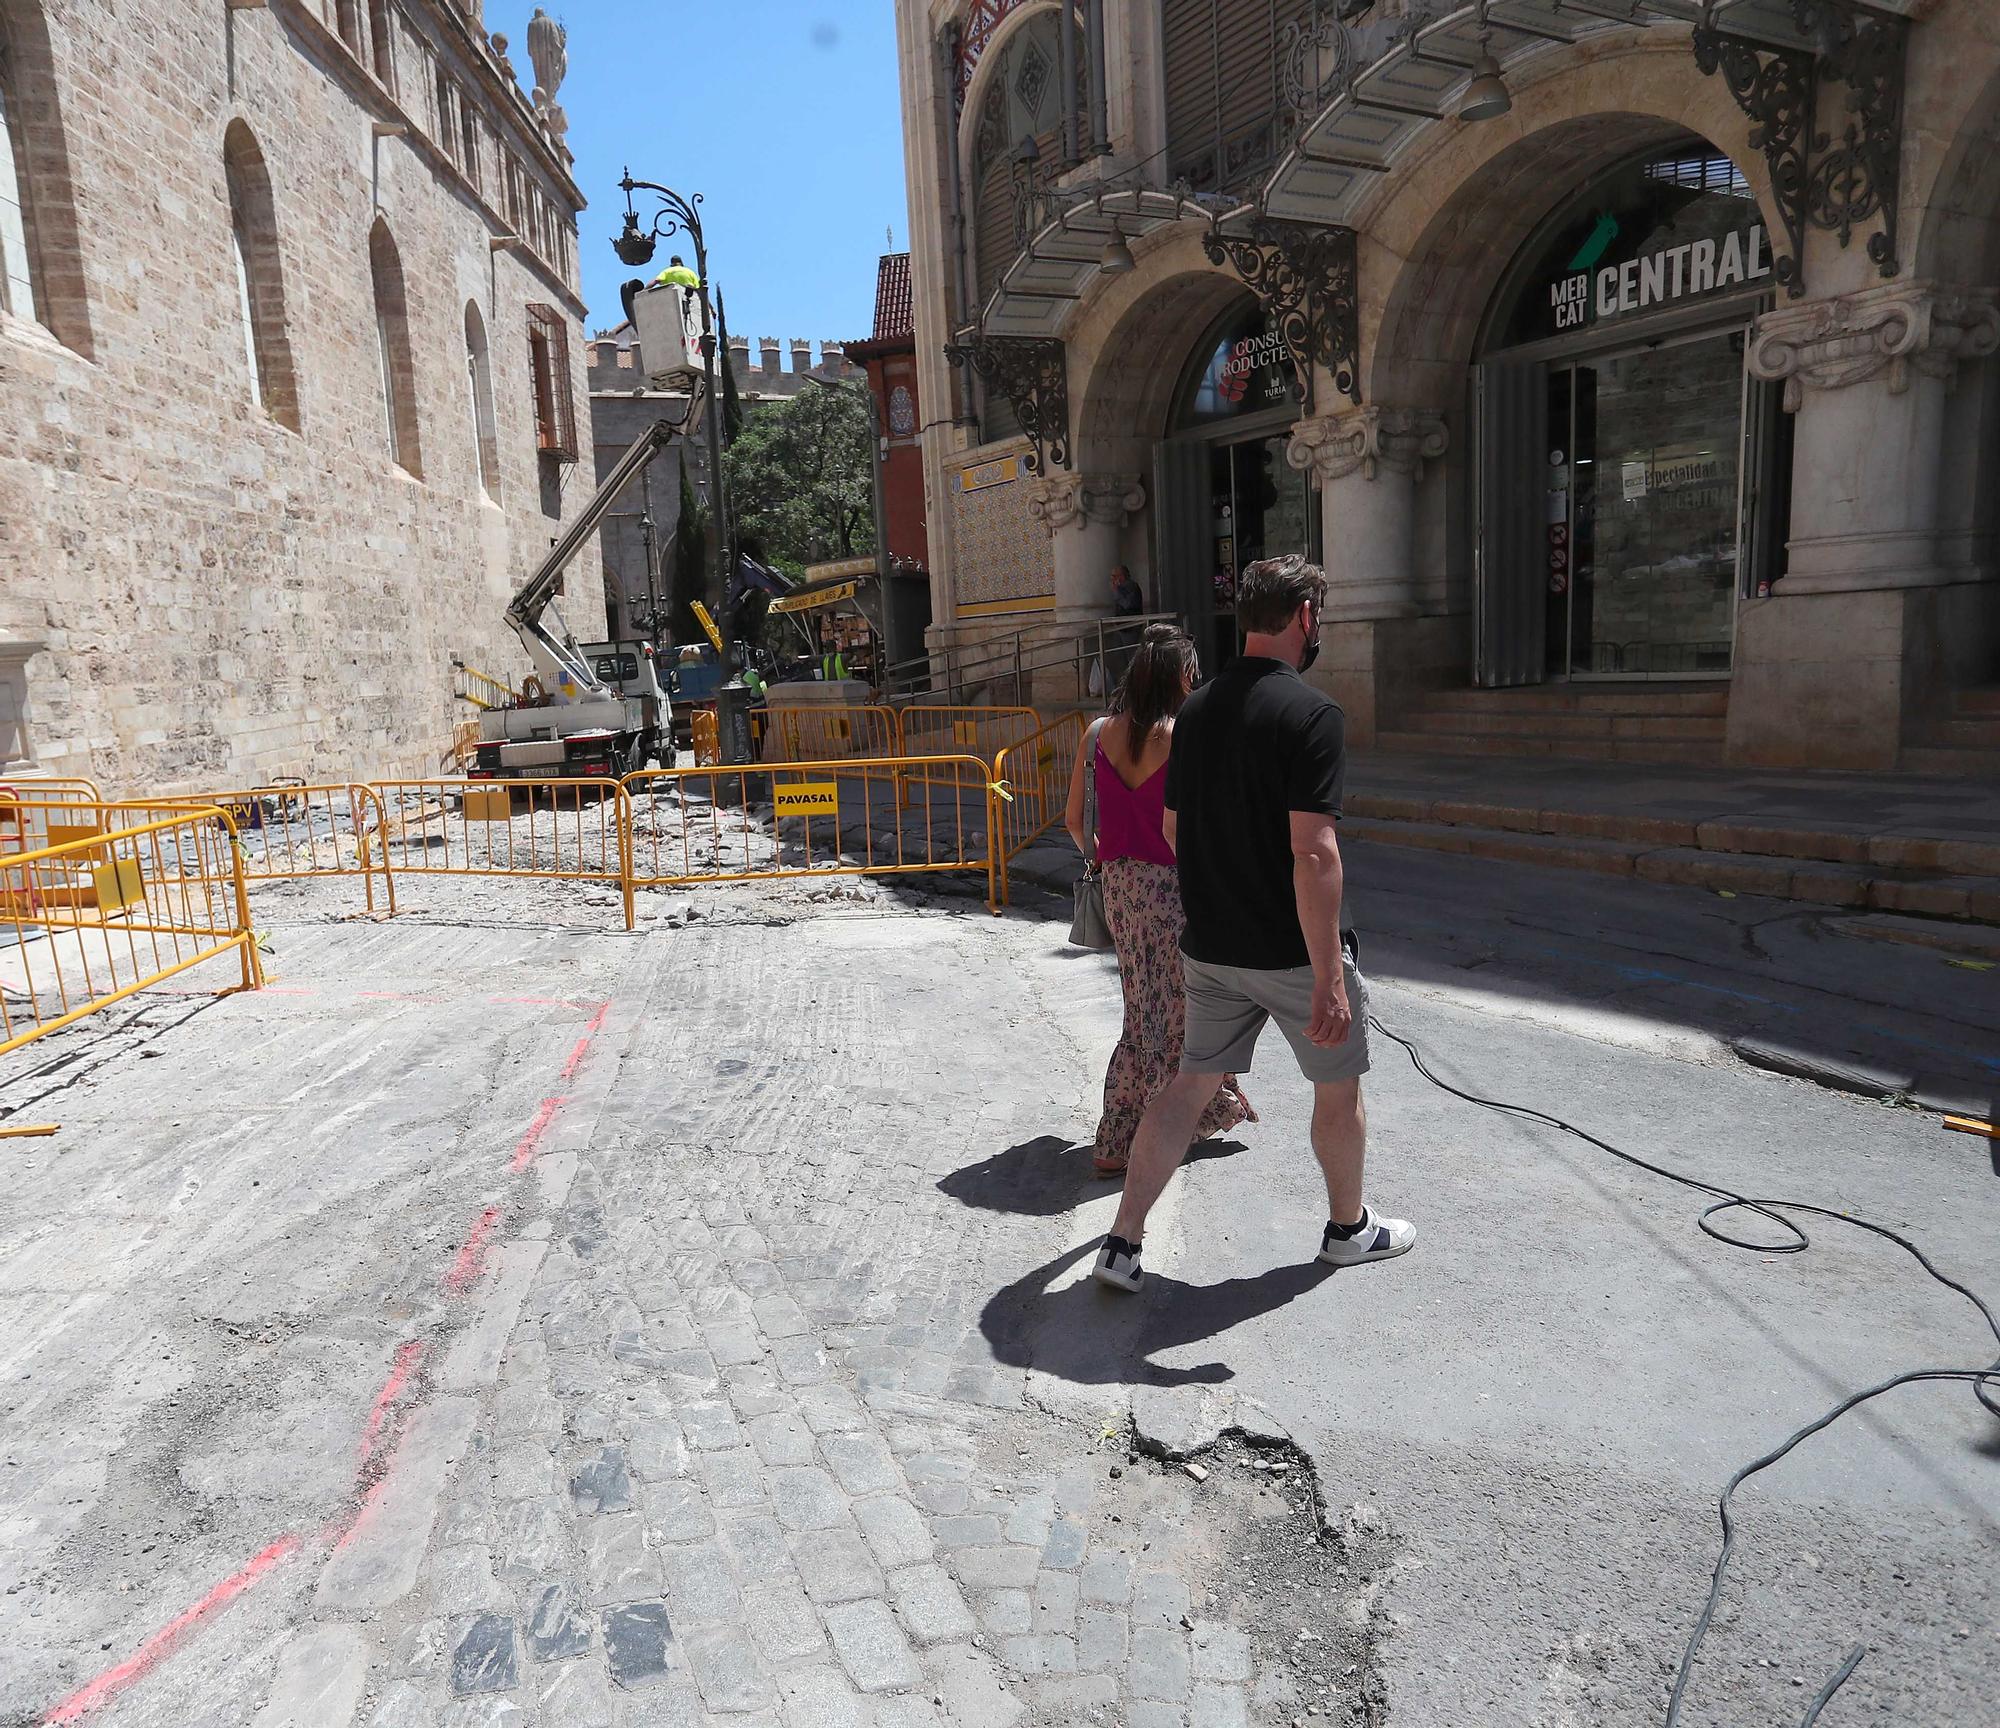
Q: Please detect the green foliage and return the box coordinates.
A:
[723,381,876,575]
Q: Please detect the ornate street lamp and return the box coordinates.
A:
[612,170,734,656]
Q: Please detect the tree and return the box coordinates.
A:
[723,381,875,579]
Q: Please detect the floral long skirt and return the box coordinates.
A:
[1092,857,1253,1169]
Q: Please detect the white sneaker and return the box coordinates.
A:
[1316,1206,1416,1267]
[1092,1234,1144,1292]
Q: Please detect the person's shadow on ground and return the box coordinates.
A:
[977,1237,1334,1389]
[940,1134,1248,1217]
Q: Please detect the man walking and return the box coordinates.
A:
[1093,555,1415,1291]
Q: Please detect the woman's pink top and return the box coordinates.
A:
[1095,739,1176,868]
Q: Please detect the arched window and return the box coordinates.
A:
[368,0,394,89]
[464,300,499,499]
[0,2,90,353]
[223,121,299,429]
[459,98,480,191]
[369,218,421,475]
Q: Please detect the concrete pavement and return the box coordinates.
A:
[0,851,1994,1726]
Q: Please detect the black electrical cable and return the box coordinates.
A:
[1367,1016,2000,1728]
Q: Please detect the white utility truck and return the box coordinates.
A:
[469,418,680,782]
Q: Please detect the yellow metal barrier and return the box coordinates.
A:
[895,704,1042,764]
[444,718,482,773]
[364,778,635,930]
[989,712,1084,905]
[752,705,900,764]
[623,755,998,906]
[122,784,396,915]
[1,805,262,1057]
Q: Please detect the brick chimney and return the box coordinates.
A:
[790,339,813,374]
[728,334,750,373]
[822,341,846,373]
[759,338,780,377]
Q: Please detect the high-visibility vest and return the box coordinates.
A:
[654,264,699,288]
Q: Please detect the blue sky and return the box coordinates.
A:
[489,4,909,347]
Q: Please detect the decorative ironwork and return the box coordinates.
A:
[1201,218,1360,412]
[942,335,1071,473]
[1279,0,1370,146]
[1793,0,1906,278]
[1691,23,1814,295]
[1692,0,1909,293]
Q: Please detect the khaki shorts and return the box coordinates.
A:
[1180,951,1372,1085]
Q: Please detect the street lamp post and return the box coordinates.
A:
[612,171,733,659]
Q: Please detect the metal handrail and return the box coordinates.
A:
[880,611,1182,705]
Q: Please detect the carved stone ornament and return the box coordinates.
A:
[1287,407,1447,484]
[1748,280,2000,412]
[526,8,567,97]
[1027,472,1146,535]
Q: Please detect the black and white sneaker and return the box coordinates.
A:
[1316,1206,1416,1267]
[1092,1234,1144,1292]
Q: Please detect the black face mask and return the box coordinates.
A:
[1296,603,1321,674]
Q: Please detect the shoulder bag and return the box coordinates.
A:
[1069,717,1115,951]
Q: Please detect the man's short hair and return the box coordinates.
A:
[1236,554,1327,635]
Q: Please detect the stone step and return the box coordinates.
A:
[1416,684,1730,717]
[1396,709,1726,741]
[1899,745,2000,781]
[1953,686,2000,717]
[1910,716,2000,752]
[1346,789,2000,876]
[1374,729,1723,766]
[1340,817,2000,921]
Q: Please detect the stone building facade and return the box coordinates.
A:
[893,0,2000,773]
[0,0,595,791]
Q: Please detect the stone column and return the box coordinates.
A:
[1287,407,1449,743]
[1289,406,1448,619]
[1029,470,1147,620]
[1730,281,2000,768]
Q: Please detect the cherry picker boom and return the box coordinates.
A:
[470,417,681,780]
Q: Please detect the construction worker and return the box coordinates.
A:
[654,254,699,289]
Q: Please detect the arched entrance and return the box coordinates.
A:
[1152,299,1320,669]
[1470,136,1792,686]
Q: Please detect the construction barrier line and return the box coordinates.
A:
[0,805,262,1058]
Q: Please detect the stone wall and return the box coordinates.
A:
[0,0,594,793]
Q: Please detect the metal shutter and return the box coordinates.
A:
[1162,0,1309,194]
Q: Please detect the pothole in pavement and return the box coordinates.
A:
[1154,1432,1395,1728]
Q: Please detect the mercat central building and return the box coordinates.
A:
[891,0,2000,774]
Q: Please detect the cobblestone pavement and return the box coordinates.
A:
[346,909,1295,1728]
[8,855,1995,1727]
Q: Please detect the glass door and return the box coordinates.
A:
[1198,432,1320,670]
[1546,328,1745,676]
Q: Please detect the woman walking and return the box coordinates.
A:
[1065,624,1253,1176]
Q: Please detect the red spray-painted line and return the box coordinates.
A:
[39,997,618,1721]
[39,1535,302,1725]
[487,994,583,1007]
[443,1206,505,1294]
[355,1339,424,1470]
[507,1097,566,1173]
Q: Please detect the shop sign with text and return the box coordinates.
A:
[1547,224,1771,335]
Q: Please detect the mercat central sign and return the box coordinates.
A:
[1549,224,1772,331]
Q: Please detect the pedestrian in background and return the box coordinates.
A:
[1093,558,1414,1292]
[1109,564,1146,617]
[1065,624,1254,1178]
